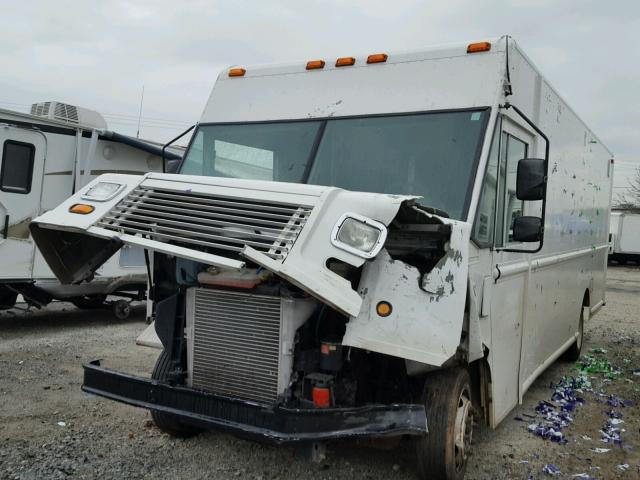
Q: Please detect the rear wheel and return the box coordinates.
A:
[415,368,473,480]
[563,305,584,361]
[150,350,203,438]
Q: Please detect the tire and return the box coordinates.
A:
[415,368,473,480]
[71,295,107,309]
[150,350,203,438]
[562,305,584,361]
[112,299,131,320]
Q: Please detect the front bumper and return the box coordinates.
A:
[83,360,427,443]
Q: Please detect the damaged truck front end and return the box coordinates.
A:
[30,173,473,445]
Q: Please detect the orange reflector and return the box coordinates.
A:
[312,386,331,408]
[69,203,95,215]
[366,53,388,64]
[306,60,325,70]
[335,56,356,67]
[376,301,392,317]
[228,67,246,77]
[467,42,491,53]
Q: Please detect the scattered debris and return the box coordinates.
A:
[589,448,610,453]
[56,421,66,427]
[542,463,561,475]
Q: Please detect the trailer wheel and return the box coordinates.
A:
[415,368,473,480]
[562,306,584,361]
[150,350,203,438]
[113,300,131,320]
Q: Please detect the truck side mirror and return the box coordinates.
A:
[512,216,542,242]
[516,158,546,201]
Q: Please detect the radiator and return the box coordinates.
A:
[188,287,282,404]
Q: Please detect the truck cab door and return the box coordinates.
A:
[0,127,46,280]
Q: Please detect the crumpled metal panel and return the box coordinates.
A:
[342,219,471,366]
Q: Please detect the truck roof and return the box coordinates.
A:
[199,36,612,156]
[201,38,507,123]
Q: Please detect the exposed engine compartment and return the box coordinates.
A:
[149,202,458,409]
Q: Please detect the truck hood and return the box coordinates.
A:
[31,172,413,314]
[31,172,470,365]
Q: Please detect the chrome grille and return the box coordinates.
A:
[97,185,312,261]
[190,288,281,404]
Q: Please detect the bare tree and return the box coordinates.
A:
[615,164,640,209]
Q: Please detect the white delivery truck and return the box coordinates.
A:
[609,209,640,264]
[0,102,182,316]
[30,37,613,479]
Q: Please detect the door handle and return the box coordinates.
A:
[2,214,8,239]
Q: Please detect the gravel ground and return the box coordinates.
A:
[1,267,638,479]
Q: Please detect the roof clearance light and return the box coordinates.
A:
[69,203,95,215]
[228,67,246,77]
[335,57,356,67]
[306,60,325,70]
[366,53,388,64]
[467,42,491,53]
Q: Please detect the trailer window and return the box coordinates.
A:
[0,140,35,194]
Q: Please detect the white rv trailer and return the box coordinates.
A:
[609,209,640,264]
[0,102,183,315]
[31,38,613,479]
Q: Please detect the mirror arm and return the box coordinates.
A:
[496,102,549,254]
[162,124,196,173]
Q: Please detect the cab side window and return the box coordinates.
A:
[498,134,528,245]
[472,126,501,246]
[0,140,35,194]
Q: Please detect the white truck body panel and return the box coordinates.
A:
[31,37,612,428]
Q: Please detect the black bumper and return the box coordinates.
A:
[83,360,427,443]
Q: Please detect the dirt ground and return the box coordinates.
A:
[1,267,638,480]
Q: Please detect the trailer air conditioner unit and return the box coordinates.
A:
[30,101,107,130]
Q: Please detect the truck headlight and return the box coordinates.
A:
[331,213,387,259]
[82,182,124,201]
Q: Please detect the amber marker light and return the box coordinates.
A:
[467,42,491,53]
[335,57,356,67]
[376,301,392,317]
[306,60,325,70]
[69,203,95,214]
[228,67,246,77]
[366,53,388,64]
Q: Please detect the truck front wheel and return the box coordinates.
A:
[150,350,203,438]
[415,368,473,480]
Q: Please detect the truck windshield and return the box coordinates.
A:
[180,109,488,219]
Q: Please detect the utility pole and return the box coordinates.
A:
[136,85,145,138]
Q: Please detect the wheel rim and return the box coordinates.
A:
[453,387,473,472]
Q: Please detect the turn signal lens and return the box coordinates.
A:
[335,56,356,67]
[228,67,246,77]
[376,301,392,317]
[366,53,388,64]
[69,203,95,215]
[306,60,325,70]
[467,42,491,53]
[312,386,331,408]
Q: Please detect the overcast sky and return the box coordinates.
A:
[2,0,638,196]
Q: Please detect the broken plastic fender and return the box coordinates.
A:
[342,219,471,366]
